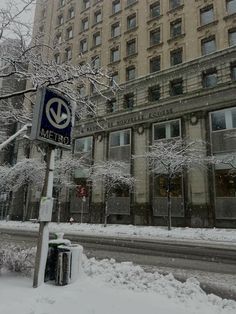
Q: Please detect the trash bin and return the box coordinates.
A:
[45,233,71,282]
[56,246,72,286]
[69,244,83,283]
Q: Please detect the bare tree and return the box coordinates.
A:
[0,0,115,148]
[143,139,208,230]
[88,161,135,227]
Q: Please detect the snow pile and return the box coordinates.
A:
[83,257,236,313]
[0,247,236,313]
[1,220,236,243]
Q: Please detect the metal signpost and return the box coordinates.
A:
[31,88,73,288]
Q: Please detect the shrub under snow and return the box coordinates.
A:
[0,245,36,276]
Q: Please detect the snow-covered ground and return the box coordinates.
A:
[1,220,236,244]
[0,256,236,314]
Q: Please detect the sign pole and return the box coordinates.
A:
[33,147,55,288]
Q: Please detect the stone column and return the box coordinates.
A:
[132,123,151,225]
[91,132,107,222]
[184,112,211,227]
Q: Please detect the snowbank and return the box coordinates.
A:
[1,220,236,244]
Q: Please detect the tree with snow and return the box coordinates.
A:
[143,139,209,230]
[88,161,135,227]
[53,152,89,223]
[0,0,114,151]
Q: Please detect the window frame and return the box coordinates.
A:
[153,119,181,141]
[109,129,131,147]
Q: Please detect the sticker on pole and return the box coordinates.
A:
[31,88,73,149]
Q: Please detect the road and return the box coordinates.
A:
[1,227,236,300]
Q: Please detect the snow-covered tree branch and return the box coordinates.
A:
[88,161,135,227]
[138,139,210,230]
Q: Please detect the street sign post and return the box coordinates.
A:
[32,88,73,288]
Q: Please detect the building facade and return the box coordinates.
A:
[30,0,236,227]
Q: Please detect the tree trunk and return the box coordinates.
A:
[57,200,61,224]
[104,199,108,227]
[167,176,172,231]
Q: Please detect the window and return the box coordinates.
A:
[111,22,120,38]
[170,48,182,66]
[154,120,180,140]
[107,98,117,113]
[93,32,101,46]
[226,0,236,15]
[126,39,136,56]
[229,29,236,46]
[150,56,161,73]
[169,0,181,10]
[110,130,130,147]
[66,27,73,39]
[170,19,182,38]
[110,72,119,86]
[94,10,102,24]
[124,93,135,109]
[154,174,182,197]
[200,5,214,26]
[112,0,121,14]
[91,55,100,69]
[65,48,72,61]
[148,85,161,101]
[68,7,75,19]
[150,28,160,46]
[110,47,120,62]
[58,14,64,26]
[170,79,183,96]
[74,137,92,153]
[83,0,90,10]
[215,170,236,197]
[150,2,160,18]
[126,66,135,80]
[82,18,89,31]
[211,108,236,131]
[231,62,236,80]
[59,0,65,7]
[127,14,136,30]
[80,38,88,52]
[202,69,217,88]
[201,36,216,55]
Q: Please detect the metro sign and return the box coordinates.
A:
[31,88,73,149]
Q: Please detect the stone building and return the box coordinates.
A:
[31,0,236,227]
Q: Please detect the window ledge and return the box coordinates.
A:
[123,52,138,61]
[108,60,121,66]
[79,29,89,35]
[110,10,122,18]
[109,34,121,42]
[167,4,184,15]
[124,25,138,35]
[224,12,236,21]
[125,1,138,10]
[147,42,163,50]
[147,14,163,24]
[92,21,103,28]
[81,7,90,14]
[90,43,102,51]
[167,33,185,44]
[197,20,218,32]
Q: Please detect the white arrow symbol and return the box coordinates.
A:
[45,98,71,129]
[50,102,67,124]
